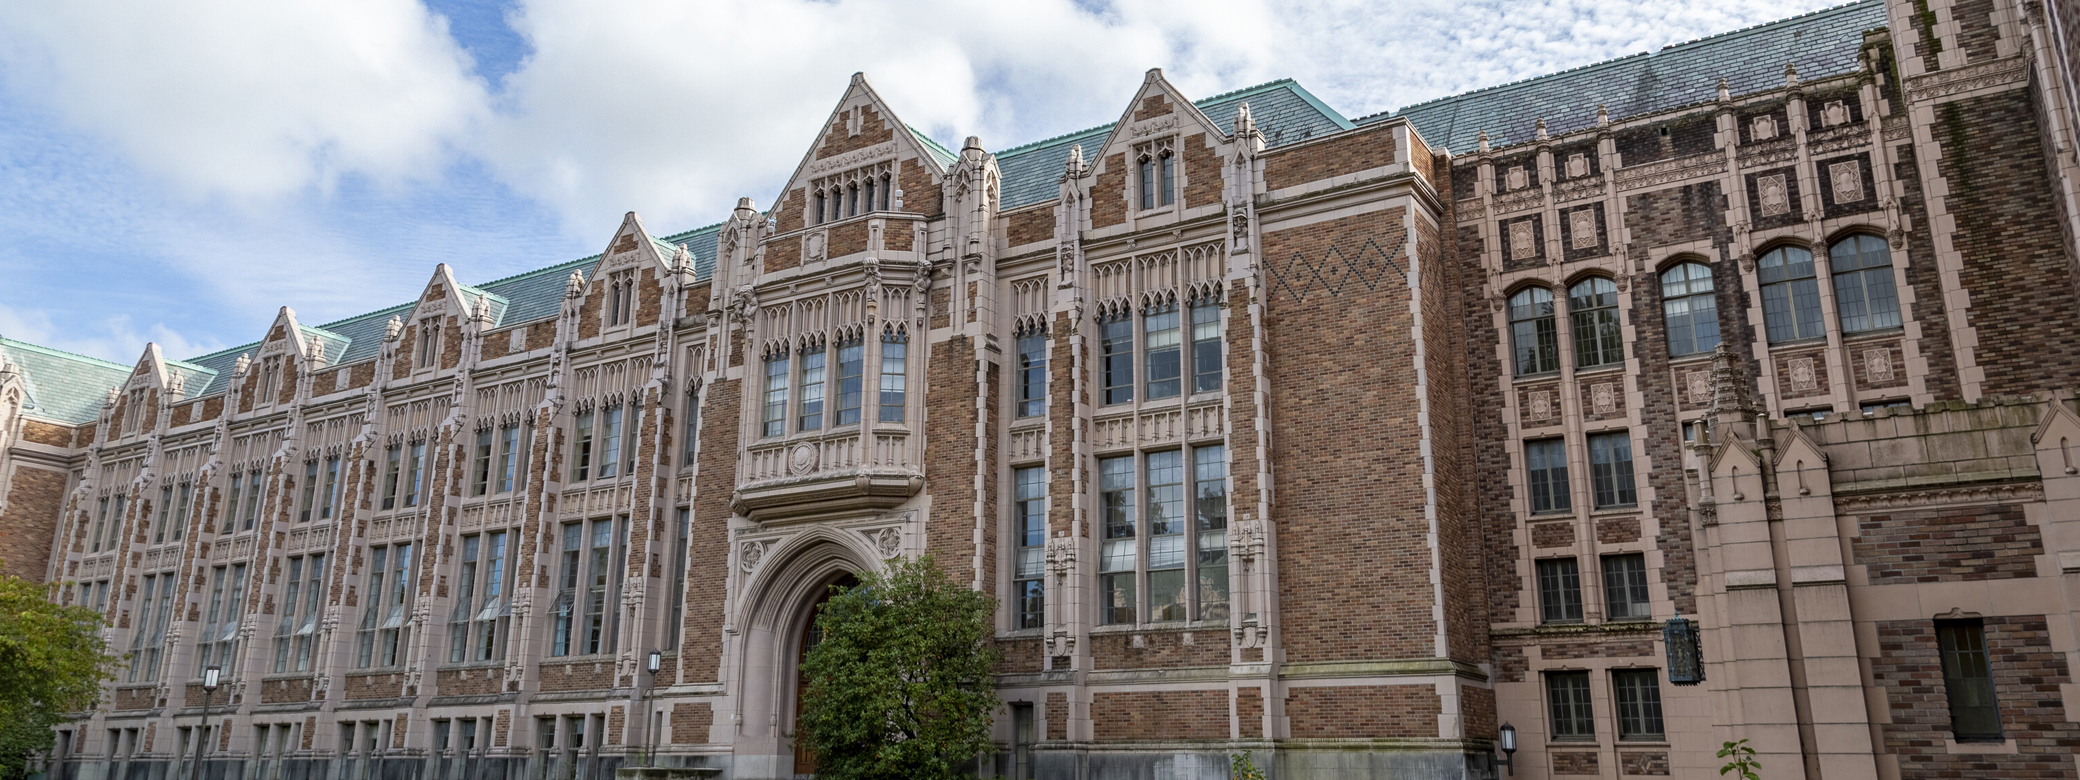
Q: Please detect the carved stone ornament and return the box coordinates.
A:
[1565,153,1589,179]
[1830,161,1865,204]
[1229,209,1250,252]
[788,443,816,475]
[806,231,827,262]
[1506,166,1528,191]
[739,541,765,573]
[1527,390,1553,421]
[1865,348,1895,383]
[1752,115,1778,141]
[1508,220,1536,261]
[1823,100,1849,127]
[1591,382,1617,415]
[1045,630,1075,658]
[1757,174,1790,217]
[1569,209,1598,250]
[1788,356,1819,392]
[875,528,902,559]
[1686,370,1711,405]
[1231,517,1267,572]
[1044,536,1077,582]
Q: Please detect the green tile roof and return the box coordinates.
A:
[0,337,130,426]
[1381,0,1887,152]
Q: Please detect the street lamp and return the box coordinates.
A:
[645,651,663,767]
[191,666,221,780]
[1497,722,1517,776]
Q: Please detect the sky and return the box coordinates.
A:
[0,0,1850,366]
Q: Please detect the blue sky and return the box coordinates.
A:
[0,0,1848,365]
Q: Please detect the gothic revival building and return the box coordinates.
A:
[6,0,2080,777]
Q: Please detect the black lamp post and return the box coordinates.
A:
[1497,722,1517,776]
[191,665,221,780]
[644,651,662,767]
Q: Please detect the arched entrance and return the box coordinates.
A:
[789,573,858,775]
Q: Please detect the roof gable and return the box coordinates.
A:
[773,73,951,213]
[0,337,130,425]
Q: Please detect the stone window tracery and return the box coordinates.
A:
[417,320,440,369]
[1136,138,1176,210]
[810,162,894,225]
[606,271,635,327]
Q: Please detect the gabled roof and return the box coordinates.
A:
[994,78,1354,210]
[0,337,130,425]
[910,127,961,168]
[1380,0,1887,152]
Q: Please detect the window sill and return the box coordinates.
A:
[1573,364,1626,377]
[1591,505,1640,515]
[1615,739,1669,747]
[1767,335,1828,348]
[996,627,1046,640]
[1841,326,1906,342]
[1512,371,1562,383]
[1089,618,1230,634]
[1528,510,1575,519]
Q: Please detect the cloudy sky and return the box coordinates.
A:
[0,0,1846,364]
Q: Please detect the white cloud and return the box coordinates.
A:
[0,0,489,199]
[0,304,221,366]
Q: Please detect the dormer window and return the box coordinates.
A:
[258,356,283,401]
[1136,139,1175,210]
[417,320,439,369]
[607,272,635,327]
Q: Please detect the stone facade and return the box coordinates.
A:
[5,1,2080,779]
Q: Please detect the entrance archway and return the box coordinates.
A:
[790,572,858,775]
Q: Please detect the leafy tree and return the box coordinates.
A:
[0,573,120,780]
[797,554,1001,780]
[1718,739,1761,780]
[1230,750,1266,780]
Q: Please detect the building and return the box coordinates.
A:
[4,0,2080,777]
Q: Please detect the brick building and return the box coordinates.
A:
[5,0,2080,777]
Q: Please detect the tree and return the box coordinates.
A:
[0,573,120,780]
[797,554,1001,780]
[1718,739,1761,780]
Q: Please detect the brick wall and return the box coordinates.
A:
[681,378,740,681]
[1940,92,2080,394]
[344,672,404,700]
[1596,514,1640,544]
[435,666,504,696]
[1541,636,1654,659]
[922,334,981,580]
[1285,684,1440,738]
[765,235,801,274]
[898,158,941,219]
[669,701,713,744]
[20,419,70,446]
[1262,123,1397,191]
[1006,208,1052,247]
[828,219,869,259]
[1873,615,2080,778]
[1182,133,1220,208]
[1532,521,1575,549]
[260,676,313,704]
[1237,687,1263,738]
[1852,503,2042,582]
[1088,630,1228,669]
[1264,207,1438,663]
[1552,751,1600,775]
[1621,751,1670,775]
[994,638,1042,674]
[1463,684,1497,740]
[1090,690,1226,740]
[113,686,155,711]
[0,465,64,581]
[539,660,617,691]
[1092,154,1127,228]
[1045,692,1067,741]
[816,107,893,159]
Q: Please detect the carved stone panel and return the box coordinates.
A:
[1757,174,1790,217]
[1829,161,1865,204]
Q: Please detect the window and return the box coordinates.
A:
[1010,704,1035,780]
[1537,557,1584,623]
[1861,401,1911,416]
[1098,456,1136,625]
[812,192,826,226]
[667,509,690,649]
[406,441,426,507]
[1194,445,1230,621]
[127,573,170,682]
[1137,146,1175,209]
[320,456,341,520]
[357,544,413,668]
[108,495,126,550]
[1546,671,1595,739]
[1602,554,1651,620]
[298,461,319,522]
[472,429,493,496]
[1613,669,1665,740]
[1016,333,1046,418]
[222,475,242,535]
[1526,438,1571,514]
[608,272,634,327]
[1830,234,1901,333]
[1661,262,1720,355]
[879,330,908,423]
[1146,451,1187,621]
[242,469,263,530]
[680,387,700,466]
[1012,467,1045,630]
[1100,315,1134,405]
[799,346,826,431]
[91,498,108,553]
[173,484,191,541]
[1569,277,1625,369]
[1190,301,1222,393]
[597,406,625,479]
[451,531,510,662]
[1937,620,2001,740]
[498,424,525,493]
[1589,431,1637,508]
[273,554,326,673]
[259,357,282,402]
[572,410,596,480]
[1510,288,1560,375]
[154,486,172,544]
[197,563,247,676]
[835,337,865,426]
[1760,246,1825,342]
[762,354,789,438]
[552,519,624,656]
[418,322,439,369]
[1144,305,1181,400]
[382,445,401,510]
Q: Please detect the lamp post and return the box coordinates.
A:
[191,666,221,780]
[644,651,662,768]
[1497,722,1517,777]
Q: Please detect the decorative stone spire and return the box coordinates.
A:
[1235,102,1256,137]
[305,337,327,368]
[1784,62,1799,87]
[233,351,252,376]
[565,270,586,299]
[1477,130,1490,153]
[1706,343,1759,418]
[1535,117,1549,141]
[104,386,120,407]
[1065,144,1085,177]
[1596,105,1610,127]
[1717,77,1731,103]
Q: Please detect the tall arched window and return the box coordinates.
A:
[1661,262,1720,356]
[1759,246,1824,343]
[1510,288,1559,376]
[1829,234,1901,333]
[812,192,826,226]
[1569,277,1624,369]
